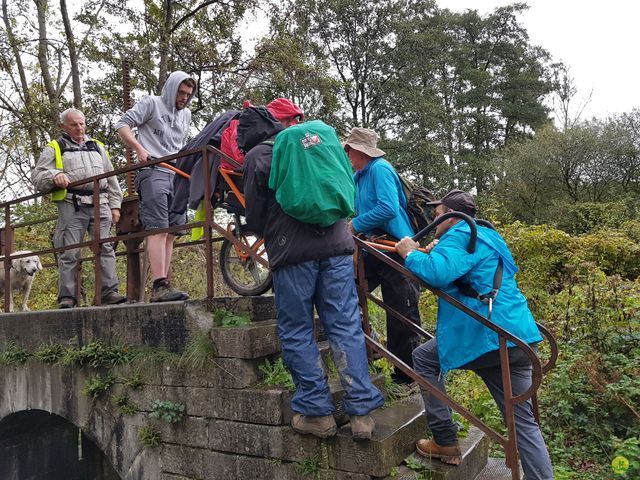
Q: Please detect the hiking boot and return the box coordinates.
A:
[150,281,189,302]
[291,414,337,438]
[349,414,375,440]
[101,291,127,305]
[416,438,462,465]
[58,297,76,309]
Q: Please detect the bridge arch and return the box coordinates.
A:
[0,360,160,480]
[0,409,121,480]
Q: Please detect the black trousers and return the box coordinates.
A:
[363,251,422,383]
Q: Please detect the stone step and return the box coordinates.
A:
[380,426,490,480]
[160,444,371,480]
[209,320,280,359]
[474,457,522,480]
[120,374,385,427]
[327,394,427,477]
[156,394,427,479]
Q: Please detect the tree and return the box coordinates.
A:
[389,3,554,193]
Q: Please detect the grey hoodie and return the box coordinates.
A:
[116,71,194,164]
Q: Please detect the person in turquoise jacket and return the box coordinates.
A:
[344,127,422,384]
[396,189,553,480]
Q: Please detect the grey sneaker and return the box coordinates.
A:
[291,414,337,438]
[58,297,77,309]
[349,414,375,440]
[150,282,189,302]
[101,291,127,305]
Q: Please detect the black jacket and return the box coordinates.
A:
[239,107,354,270]
[171,110,239,213]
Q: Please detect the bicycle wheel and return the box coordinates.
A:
[220,229,272,296]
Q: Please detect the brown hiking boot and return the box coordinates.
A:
[416,439,462,465]
[349,414,375,440]
[291,414,337,438]
[150,281,189,302]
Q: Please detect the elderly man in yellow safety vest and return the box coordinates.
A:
[32,108,126,309]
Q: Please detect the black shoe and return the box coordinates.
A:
[58,297,77,309]
[391,372,413,386]
[102,291,127,305]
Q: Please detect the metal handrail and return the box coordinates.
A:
[354,230,558,480]
[1,145,264,310]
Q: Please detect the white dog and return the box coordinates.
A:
[0,250,42,312]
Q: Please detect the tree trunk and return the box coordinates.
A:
[157,0,174,93]
[60,0,82,108]
[2,0,40,159]
[35,0,55,102]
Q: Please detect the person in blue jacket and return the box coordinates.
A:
[396,189,553,480]
[344,127,422,385]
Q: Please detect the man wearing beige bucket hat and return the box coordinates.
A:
[344,127,422,385]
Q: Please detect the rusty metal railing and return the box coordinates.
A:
[354,215,558,480]
[1,146,266,311]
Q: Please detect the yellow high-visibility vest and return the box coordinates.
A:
[47,138,109,201]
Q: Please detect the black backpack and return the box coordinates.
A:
[399,176,436,234]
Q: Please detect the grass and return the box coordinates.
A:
[179,330,216,370]
[138,425,161,448]
[295,456,321,478]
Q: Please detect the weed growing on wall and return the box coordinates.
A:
[258,357,294,391]
[149,400,185,424]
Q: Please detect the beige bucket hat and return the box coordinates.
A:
[343,127,385,158]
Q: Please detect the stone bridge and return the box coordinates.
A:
[0,298,496,480]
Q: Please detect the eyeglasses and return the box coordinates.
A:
[344,145,352,154]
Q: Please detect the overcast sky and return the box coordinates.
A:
[438,0,639,121]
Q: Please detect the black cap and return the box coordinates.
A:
[426,189,476,217]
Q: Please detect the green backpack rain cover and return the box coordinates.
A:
[268,120,355,227]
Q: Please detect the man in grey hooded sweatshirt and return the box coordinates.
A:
[116,71,196,302]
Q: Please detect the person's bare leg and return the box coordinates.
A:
[146,233,168,281]
[164,234,175,278]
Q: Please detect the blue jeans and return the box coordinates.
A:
[412,339,554,480]
[272,255,384,417]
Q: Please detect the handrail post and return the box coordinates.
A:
[3,205,12,312]
[93,179,102,306]
[354,244,374,359]
[500,337,520,480]
[202,147,214,299]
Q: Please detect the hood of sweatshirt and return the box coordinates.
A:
[161,71,195,112]
[236,106,284,153]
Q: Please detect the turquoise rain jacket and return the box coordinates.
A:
[353,158,414,239]
[405,221,542,373]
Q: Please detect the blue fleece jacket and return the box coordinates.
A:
[405,221,542,372]
[353,158,413,239]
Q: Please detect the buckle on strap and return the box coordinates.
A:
[478,288,499,305]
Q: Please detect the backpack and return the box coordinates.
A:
[399,176,436,234]
[268,120,355,227]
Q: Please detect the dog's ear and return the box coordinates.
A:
[36,257,43,271]
[11,257,20,270]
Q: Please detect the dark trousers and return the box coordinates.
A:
[412,339,554,480]
[363,251,422,383]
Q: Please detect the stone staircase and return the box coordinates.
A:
[139,296,493,480]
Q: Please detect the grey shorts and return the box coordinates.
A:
[135,168,187,232]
